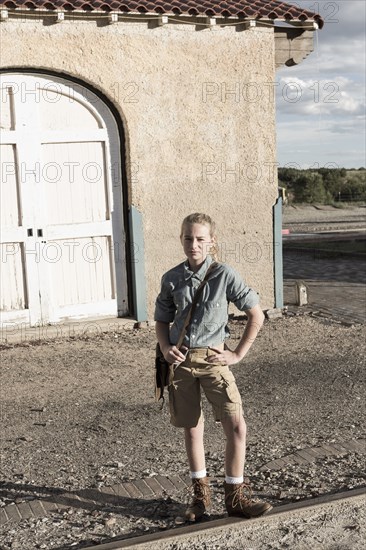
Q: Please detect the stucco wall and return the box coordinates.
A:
[1,16,278,316]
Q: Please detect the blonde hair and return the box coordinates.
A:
[180,213,219,261]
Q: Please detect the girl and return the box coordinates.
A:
[155,213,271,521]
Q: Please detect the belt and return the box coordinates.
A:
[181,345,225,354]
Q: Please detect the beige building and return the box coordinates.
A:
[0,1,323,327]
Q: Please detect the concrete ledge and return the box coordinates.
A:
[80,488,366,549]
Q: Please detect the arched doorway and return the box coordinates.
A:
[0,73,128,326]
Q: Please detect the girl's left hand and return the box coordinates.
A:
[207,347,242,366]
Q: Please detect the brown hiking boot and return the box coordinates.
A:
[185,477,211,522]
[224,481,272,518]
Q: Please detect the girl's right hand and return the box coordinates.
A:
[163,345,188,364]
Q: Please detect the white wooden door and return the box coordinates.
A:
[0,74,128,326]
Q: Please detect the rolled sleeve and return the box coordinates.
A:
[226,267,259,311]
[154,275,176,323]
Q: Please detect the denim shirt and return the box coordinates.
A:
[154,255,259,348]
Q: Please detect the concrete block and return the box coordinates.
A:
[154,475,176,492]
[15,502,34,520]
[0,508,9,525]
[265,308,283,320]
[120,482,143,498]
[29,499,47,518]
[3,504,21,522]
[143,476,165,495]
[133,479,154,497]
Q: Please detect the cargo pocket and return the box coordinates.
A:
[220,371,242,404]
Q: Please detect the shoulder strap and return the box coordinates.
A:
[176,262,217,350]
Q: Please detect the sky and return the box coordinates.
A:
[276,0,366,169]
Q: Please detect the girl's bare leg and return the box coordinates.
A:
[184,423,206,472]
[221,413,247,477]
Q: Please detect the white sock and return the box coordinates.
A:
[190,469,207,479]
[225,475,244,484]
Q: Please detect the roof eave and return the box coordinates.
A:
[0,7,324,29]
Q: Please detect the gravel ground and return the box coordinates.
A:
[1,205,365,549]
[1,315,365,549]
[144,495,366,550]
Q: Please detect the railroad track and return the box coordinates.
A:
[79,487,365,550]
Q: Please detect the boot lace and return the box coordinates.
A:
[230,482,254,510]
[187,479,210,504]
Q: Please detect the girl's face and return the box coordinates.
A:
[181,223,214,268]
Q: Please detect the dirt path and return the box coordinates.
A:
[1,204,365,548]
[1,316,365,549]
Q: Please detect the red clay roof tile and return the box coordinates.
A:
[0,0,324,28]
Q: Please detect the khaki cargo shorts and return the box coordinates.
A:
[168,347,243,428]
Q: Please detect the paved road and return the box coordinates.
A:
[283,248,366,325]
[282,206,366,323]
[282,205,365,233]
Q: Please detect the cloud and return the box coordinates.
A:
[276,117,365,168]
[276,76,365,116]
[292,0,365,41]
[275,1,365,168]
[321,116,366,134]
[300,40,366,76]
